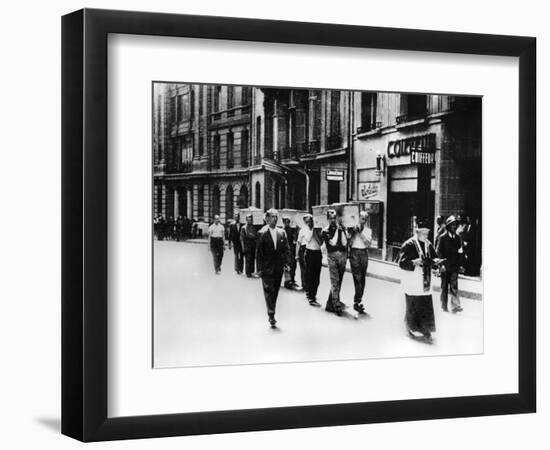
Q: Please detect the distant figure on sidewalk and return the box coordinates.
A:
[298,213,322,307]
[349,211,372,315]
[434,215,446,250]
[436,215,464,313]
[240,214,258,277]
[398,217,443,343]
[256,209,290,328]
[322,209,350,316]
[228,213,244,274]
[208,215,226,275]
[283,216,298,289]
[295,215,309,296]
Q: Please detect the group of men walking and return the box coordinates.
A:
[203,208,468,341]
[208,208,373,329]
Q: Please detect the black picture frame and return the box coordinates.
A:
[62,8,536,442]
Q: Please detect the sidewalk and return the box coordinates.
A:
[173,238,482,300]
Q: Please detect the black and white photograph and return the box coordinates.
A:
[152,83,483,368]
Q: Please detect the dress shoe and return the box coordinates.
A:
[308,299,321,307]
[269,317,277,328]
[353,303,367,315]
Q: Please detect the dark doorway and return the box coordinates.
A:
[327,180,340,204]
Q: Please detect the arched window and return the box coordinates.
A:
[226,185,234,219]
[239,185,249,209]
[212,186,220,219]
[255,182,261,209]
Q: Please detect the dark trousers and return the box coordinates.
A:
[298,246,307,292]
[261,270,283,318]
[326,250,347,310]
[350,248,369,304]
[244,245,256,276]
[210,238,224,272]
[304,249,322,301]
[233,243,244,273]
[440,269,460,310]
[284,244,297,286]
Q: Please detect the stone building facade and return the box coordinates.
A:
[153,83,353,223]
[352,92,482,265]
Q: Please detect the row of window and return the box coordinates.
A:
[175,86,252,122]
[178,130,250,171]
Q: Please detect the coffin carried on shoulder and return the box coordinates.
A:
[276,209,309,228]
[237,207,265,225]
[312,202,363,229]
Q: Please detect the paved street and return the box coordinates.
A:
[153,241,483,368]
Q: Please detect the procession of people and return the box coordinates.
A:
[157,207,469,341]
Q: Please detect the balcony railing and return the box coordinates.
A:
[396,114,426,125]
[326,134,342,150]
[153,163,166,175]
[357,121,382,134]
[281,145,299,161]
[306,140,320,154]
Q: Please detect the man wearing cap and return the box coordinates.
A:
[349,211,372,315]
[207,215,226,275]
[321,209,350,315]
[282,216,298,289]
[398,217,443,342]
[296,213,322,307]
[228,212,244,274]
[436,215,464,313]
[255,209,290,328]
[240,213,258,277]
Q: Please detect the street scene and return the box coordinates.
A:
[152,82,483,368]
[153,240,482,368]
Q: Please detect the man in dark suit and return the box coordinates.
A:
[240,213,258,277]
[228,212,244,274]
[436,215,463,313]
[256,209,290,328]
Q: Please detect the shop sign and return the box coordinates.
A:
[326,169,345,181]
[410,149,435,165]
[387,133,436,160]
[358,182,381,200]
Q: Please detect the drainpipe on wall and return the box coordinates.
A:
[347,91,354,202]
[294,166,310,211]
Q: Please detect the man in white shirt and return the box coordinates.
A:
[207,215,226,275]
[296,214,322,307]
[349,211,372,315]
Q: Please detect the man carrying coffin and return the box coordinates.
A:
[321,209,350,316]
[398,217,444,343]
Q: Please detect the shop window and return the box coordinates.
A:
[327,180,340,204]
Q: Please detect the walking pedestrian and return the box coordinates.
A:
[208,215,226,275]
[256,209,290,328]
[283,216,298,289]
[228,213,244,274]
[398,217,443,343]
[322,209,350,316]
[349,211,372,315]
[240,213,259,277]
[436,215,463,313]
[295,215,310,298]
[298,214,322,307]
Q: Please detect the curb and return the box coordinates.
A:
[158,239,482,301]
